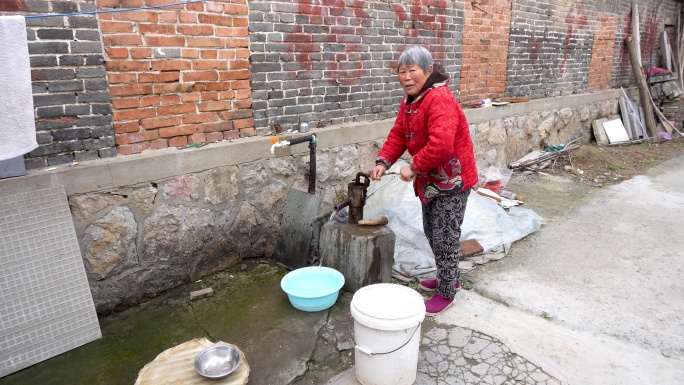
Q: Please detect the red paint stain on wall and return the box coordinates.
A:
[642,11,659,67]
[561,3,589,73]
[617,10,634,71]
[289,0,451,85]
[0,0,28,11]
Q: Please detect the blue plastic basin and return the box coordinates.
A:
[281,266,345,312]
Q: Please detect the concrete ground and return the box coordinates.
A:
[2,155,683,385]
[329,154,684,385]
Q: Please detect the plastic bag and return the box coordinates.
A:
[479,166,512,193]
[364,160,545,277]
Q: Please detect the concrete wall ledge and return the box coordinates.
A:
[464,89,625,123]
[0,119,393,197]
[0,89,624,197]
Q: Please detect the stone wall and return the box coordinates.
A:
[69,137,379,313]
[469,98,619,167]
[55,90,619,314]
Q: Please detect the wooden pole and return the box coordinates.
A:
[625,35,659,138]
[632,1,642,67]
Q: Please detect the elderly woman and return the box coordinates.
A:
[370,46,478,315]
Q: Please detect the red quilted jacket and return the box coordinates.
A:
[378,83,478,205]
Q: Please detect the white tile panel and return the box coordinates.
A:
[0,186,101,378]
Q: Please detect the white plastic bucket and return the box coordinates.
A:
[350,283,426,385]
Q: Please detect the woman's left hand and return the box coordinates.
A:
[399,165,416,182]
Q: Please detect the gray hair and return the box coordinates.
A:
[397,46,433,73]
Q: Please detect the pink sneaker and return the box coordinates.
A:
[425,293,455,315]
[418,279,462,292]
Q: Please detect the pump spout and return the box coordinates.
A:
[270,134,317,194]
[334,197,352,212]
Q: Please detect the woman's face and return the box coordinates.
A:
[397,64,433,97]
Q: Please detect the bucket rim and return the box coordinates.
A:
[280,266,345,299]
[350,283,425,330]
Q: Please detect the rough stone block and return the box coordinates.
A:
[190,288,214,300]
[319,221,395,293]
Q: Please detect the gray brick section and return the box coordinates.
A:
[505,0,679,97]
[98,148,118,158]
[505,1,595,98]
[30,55,57,67]
[248,0,464,132]
[23,0,114,169]
[48,154,75,166]
[36,29,73,40]
[59,55,86,66]
[28,42,70,54]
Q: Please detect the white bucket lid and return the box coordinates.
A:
[350,283,426,331]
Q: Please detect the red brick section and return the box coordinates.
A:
[588,13,617,91]
[459,0,512,103]
[0,0,28,11]
[99,0,252,155]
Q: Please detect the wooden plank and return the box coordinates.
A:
[662,31,673,71]
[497,97,530,103]
[625,35,659,138]
[619,95,636,139]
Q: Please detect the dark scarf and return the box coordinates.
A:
[406,63,450,104]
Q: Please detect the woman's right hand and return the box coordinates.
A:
[370,164,387,180]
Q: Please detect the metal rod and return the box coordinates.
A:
[309,139,316,194]
[367,175,396,198]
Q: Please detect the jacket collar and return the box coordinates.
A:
[405,64,450,104]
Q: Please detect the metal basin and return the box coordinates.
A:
[194,344,241,379]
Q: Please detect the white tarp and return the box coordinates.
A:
[364,160,546,277]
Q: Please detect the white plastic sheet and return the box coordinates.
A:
[364,160,546,277]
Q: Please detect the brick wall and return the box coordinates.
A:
[248,0,464,133]
[611,0,680,86]
[505,1,596,98]
[19,0,116,169]
[98,0,252,154]
[588,13,617,91]
[459,0,512,103]
[5,0,682,164]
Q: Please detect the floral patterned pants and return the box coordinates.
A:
[422,189,471,299]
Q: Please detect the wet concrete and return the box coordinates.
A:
[1,257,554,385]
[0,262,351,385]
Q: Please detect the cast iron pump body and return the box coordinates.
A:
[334,172,371,224]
